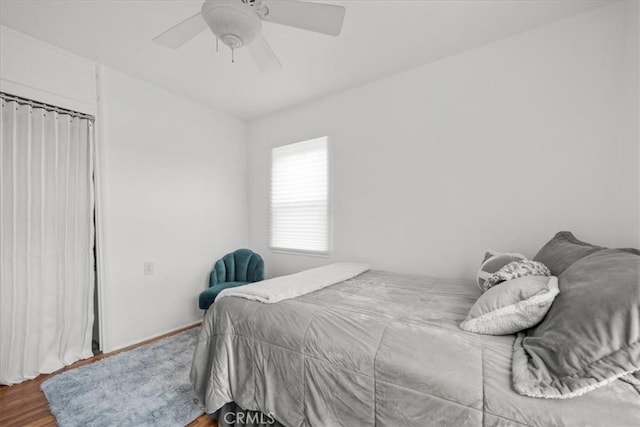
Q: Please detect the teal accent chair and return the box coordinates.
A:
[198,248,264,310]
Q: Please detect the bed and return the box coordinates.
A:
[190,268,640,426]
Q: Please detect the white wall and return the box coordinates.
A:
[247,2,640,280]
[0,26,96,115]
[0,26,249,352]
[98,67,247,351]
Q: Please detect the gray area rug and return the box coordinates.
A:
[41,327,204,427]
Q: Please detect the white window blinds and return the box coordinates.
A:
[270,137,330,253]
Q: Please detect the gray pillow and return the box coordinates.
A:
[532,231,603,275]
[533,231,640,276]
[512,249,640,399]
[460,276,558,335]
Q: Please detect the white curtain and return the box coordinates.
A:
[0,97,95,385]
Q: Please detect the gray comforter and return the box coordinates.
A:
[191,270,640,426]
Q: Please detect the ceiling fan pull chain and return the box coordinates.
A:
[216,36,219,53]
[232,48,235,63]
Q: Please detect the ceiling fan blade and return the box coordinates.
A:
[153,12,208,49]
[248,34,282,73]
[262,1,346,36]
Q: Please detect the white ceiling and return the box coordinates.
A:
[0,0,609,120]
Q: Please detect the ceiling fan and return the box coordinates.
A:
[153,0,346,72]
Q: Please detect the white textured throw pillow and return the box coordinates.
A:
[482,260,551,292]
[460,276,559,335]
[477,251,527,292]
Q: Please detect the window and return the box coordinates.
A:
[270,137,330,253]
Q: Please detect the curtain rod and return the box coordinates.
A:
[0,92,95,121]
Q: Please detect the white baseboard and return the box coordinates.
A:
[104,319,202,353]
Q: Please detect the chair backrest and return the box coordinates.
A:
[210,248,264,286]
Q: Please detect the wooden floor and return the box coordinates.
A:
[0,325,217,427]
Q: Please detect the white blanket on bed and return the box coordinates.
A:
[215,262,370,304]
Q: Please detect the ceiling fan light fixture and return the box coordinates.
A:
[221,34,243,49]
[202,0,262,49]
[154,0,346,72]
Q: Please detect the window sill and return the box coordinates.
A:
[269,247,331,258]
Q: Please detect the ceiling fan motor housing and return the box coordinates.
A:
[202,0,262,49]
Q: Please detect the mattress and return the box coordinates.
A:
[190,270,640,426]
